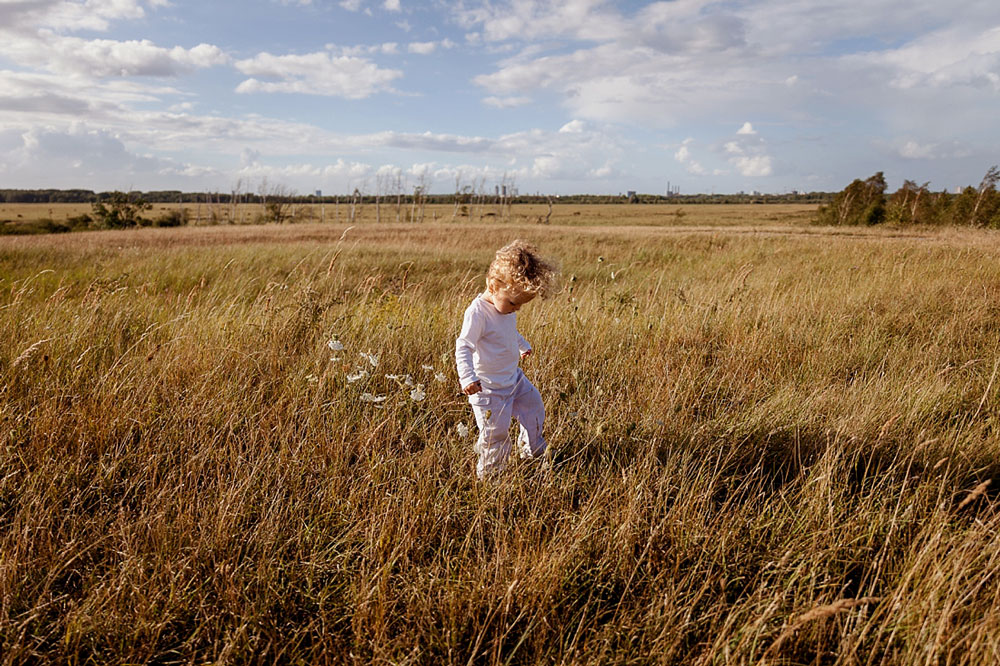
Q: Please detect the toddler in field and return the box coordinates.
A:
[456,240,558,478]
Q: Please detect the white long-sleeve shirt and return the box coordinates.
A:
[455,293,531,391]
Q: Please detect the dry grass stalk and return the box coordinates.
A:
[765,597,881,659]
[10,337,52,368]
[957,479,992,510]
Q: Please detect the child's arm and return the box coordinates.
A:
[516,331,532,359]
[455,306,483,393]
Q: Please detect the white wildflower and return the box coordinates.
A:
[409,384,426,402]
[434,372,447,383]
[386,373,415,387]
[346,369,369,383]
[359,392,387,403]
[421,364,434,371]
[327,338,345,352]
[360,352,379,368]
[456,423,469,438]
[305,374,319,384]
[330,356,340,362]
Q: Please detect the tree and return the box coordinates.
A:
[349,186,363,224]
[886,180,931,225]
[970,165,1000,227]
[816,172,886,226]
[90,191,152,229]
[410,172,430,223]
[259,180,295,224]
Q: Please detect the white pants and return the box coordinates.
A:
[468,370,546,478]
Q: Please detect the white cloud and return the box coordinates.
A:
[0,124,212,189]
[722,127,773,177]
[893,138,973,160]
[899,140,935,160]
[463,0,1000,134]
[235,51,401,98]
[483,95,531,108]
[730,155,772,178]
[852,25,1000,91]
[0,0,150,33]
[337,42,400,56]
[384,0,401,11]
[674,139,707,175]
[408,41,437,55]
[457,0,626,44]
[0,26,228,79]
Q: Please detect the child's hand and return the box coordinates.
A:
[462,381,482,395]
[520,349,532,359]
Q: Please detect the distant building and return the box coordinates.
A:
[315,190,322,197]
[626,190,637,203]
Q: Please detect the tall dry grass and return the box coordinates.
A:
[1,218,999,664]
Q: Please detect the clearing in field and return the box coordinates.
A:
[2,208,999,664]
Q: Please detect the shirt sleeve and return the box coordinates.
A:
[455,305,483,388]
[516,331,531,356]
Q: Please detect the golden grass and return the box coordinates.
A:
[1,212,999,664]
[0,201,817,228]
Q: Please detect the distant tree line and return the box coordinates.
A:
[817,167,1000,227]
[1,189,832,206]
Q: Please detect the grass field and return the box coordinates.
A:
[0,201,818,229]
[2,209,999,664]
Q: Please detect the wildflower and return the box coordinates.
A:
[386,374,415,387]
[434,372,447,383]
[305,374,319,384]
[360,352,379,368]
[330,356,341,362]
[456,423,469,438]
[421,364,434,371]
[410,384,426,401]
[346,369,369,383]
[359,392,387,403]
[327,338,345,352]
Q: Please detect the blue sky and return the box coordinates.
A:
[1,0,998,195]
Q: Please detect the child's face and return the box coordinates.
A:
[488,286,535,314]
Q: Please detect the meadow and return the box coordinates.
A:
[0,201,817,230]
[2,205,999,664]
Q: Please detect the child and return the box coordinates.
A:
[455,240,558,478]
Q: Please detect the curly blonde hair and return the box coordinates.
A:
[486,239,558,298]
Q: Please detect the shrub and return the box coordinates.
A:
[66,214,92,230]
[0,218,70,235]
[91,191,152,229]
[152,209,188,227]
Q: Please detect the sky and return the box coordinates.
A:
[0,0,998,196]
